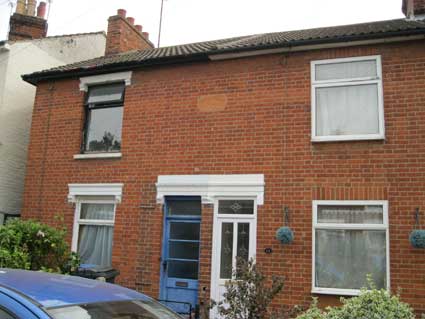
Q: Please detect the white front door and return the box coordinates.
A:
[210,198,257,319]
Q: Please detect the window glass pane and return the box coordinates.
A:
[315,60,377,81]
[168,260,198,279]
[316,84,379,136]
[218,200,254,215]
[315,229,386,290]
[80,203,114,220]
[85,106,123,152]
[167,199,201,216]
[87,83,124,104]
[317,205,383,224]
[220,223,234,279]
[170,222,200,241]
[169,242,199,260]
[78,224,114,266]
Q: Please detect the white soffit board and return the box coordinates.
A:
[156,174,265,205]
[68,183,124,203]
[79,71,132,91]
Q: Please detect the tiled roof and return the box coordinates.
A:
[23,18,425,84]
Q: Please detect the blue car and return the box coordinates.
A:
[0,269,182,319]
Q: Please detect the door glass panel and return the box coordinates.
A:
[169,242,199,260]
[220,223,234,279]
[168,260,198,279]
[170,222,200,240]
[237,223,250,261]
[167,199,201,216]
[218,200,254,215]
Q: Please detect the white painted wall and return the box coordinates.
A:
[0,33,106,215]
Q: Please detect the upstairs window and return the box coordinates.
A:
[311,56,384,142]
[83,83,125,153]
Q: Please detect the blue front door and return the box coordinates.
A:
[160,197,201,315]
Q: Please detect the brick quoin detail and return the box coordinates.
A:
[22,41,425,313]
[105,9,153,55]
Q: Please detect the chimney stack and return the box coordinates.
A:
[105,9,154,55]
[8,0,48,41]
[403,0,425,19]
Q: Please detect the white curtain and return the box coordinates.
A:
[318,205,383,224]
[78,204,114,266]
[316,84,379,136]
[315,229,386,290]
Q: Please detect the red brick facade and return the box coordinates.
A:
[22,39,425,313]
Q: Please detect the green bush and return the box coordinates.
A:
[0,219,79,273]
[296,298,325,319]
[215,258,284,319]
[297,280,415,319]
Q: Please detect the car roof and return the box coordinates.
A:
[0,269,150,308]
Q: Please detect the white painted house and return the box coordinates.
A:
[0,1,106,222]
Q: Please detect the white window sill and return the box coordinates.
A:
[311,287,361,296]
[73,153,122,160]
[311,134,385,143]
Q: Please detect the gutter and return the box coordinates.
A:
[22,28,425,86]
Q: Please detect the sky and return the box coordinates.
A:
[0,0,404,47]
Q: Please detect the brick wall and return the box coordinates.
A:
[22,40,425,313]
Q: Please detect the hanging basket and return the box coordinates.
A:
[275,226,294,245]
[410,230,425,249]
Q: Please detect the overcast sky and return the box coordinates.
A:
[0,0,404,47]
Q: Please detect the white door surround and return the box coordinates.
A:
[155,174,264,318]
[156,174,265,205]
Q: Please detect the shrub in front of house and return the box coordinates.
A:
[0,219,79,273]
[214,258,284,319]
[296,280,415,319]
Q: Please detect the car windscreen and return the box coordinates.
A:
[46,300,182,319]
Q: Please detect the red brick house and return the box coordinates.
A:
[22,0,425,316]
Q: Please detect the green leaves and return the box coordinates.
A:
[297,280,415,319]
[0,219,79,273]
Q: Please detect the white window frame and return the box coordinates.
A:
[71,198,117,258]
[312,200,390,296]
[311,55,385,142]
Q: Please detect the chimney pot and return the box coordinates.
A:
[135,25,143,32]
[16,0,26,15]
[27,0,37,16]
[37,2,47,19]
[142,32,149,40]
[127,17,135,25]
[117,9,126,18]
